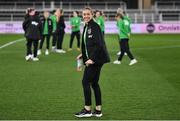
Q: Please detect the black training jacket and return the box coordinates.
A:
[56,16,66,33]
[41,17,53,35]
[81,19,110,65]
[22,15,42,40]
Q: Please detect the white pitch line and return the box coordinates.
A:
[0,38,25,49]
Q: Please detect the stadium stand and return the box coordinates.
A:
[154,1,180,21]
[0,0,179,22]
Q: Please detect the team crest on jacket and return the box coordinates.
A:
[88,35,93,38]
[88,28,91,34]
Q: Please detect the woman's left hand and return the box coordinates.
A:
[85,59,94,66]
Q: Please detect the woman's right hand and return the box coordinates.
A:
[76,54,82,60]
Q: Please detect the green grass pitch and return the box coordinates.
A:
[0,34,180,120]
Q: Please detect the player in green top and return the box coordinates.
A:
[68,11,81,51]
[113,12,137,66]
[95,10,105,35]
[50,11,57,33]
[116,8,130,56]
[50,9,59,52]
[38,11,52,55]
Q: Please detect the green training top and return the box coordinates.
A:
[95,16,105,32]
[43,19,48,35]
[116,16,131,39]
[70,16,81,32]
[50,15,57,32]
[124,15,131,23]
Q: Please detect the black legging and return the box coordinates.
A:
[57,31,65,49]
[82,64,103,106]
[118,38,134,61]
[52,32,57,47]
[69,31,80,48]
[39,35,50,49]
[26,39,39,57]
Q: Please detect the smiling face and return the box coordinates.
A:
[55,9,61,17]
[44,11,49,19]
[82,8,93,24]
[73,11,78,17]
[96,11,100,18]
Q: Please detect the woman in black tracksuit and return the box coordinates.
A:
[23,8,42,61]
[75,7,110,118]
[56,9,66,53]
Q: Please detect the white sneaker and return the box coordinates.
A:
[30,54,33,59]
[51,46,56,52]
[56,49,62,53]
[113,60,121,64]
[25,54,32,61]
[37,50,41,55]
[56,49,66,53]
[61,49,66,53]
[117,51,127,56]
[117,51,121,56]
[45,49,49,55]
[32,57,39,61]
[129,59,137,66]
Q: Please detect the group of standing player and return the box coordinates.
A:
[22,8,108,62]
[23,8,65,61]
[22,7,137,65]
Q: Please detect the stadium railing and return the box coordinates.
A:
[0,1,180,22]
[154,1,180,22]
[155,1,180,9]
